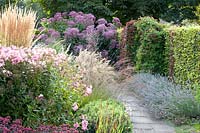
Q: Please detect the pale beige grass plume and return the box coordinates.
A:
[75,50,117,89]
[0,5,36,47]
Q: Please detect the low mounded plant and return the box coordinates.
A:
[0,46,91,129]
[0,5,36,47]
[76,100,133,133]
[129,73,200,125]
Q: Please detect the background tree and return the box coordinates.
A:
[30,0,113,20]
[2,0,199,24]
[107,0,199,24]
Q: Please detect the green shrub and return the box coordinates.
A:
[133,17,166,74]
[0,46,87,128]
[77,100,133,133]
[165,26,200,101]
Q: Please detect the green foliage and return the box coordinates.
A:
[77,100,133,133]
[196,5,200,24]
[31,0,113,20]
[165,26,200,100]
[0,47,85,128]
[25,66,82,128]
[0,0,16,7]
[11,0,199,24]
[129,17,166,74]
[0,62,51,120]
[175,125,197,133]
[108,0,199,24]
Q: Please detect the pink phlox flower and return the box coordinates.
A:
[81,119,88,131]
[72,102,79,111]
[73,122,79,129]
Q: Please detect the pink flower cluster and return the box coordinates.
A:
[0,116,79,133]
[0,46,68,68]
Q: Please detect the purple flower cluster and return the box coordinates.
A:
[0,116,79,133]
[64,28,79,38]
[36,11,122,63]
[69,11,96,27]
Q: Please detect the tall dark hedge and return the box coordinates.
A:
[129,17,166,74]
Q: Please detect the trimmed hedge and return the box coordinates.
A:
[165,26,200,100]
[124,17,200,100]
[126,17,166,74]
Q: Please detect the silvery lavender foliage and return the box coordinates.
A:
[130,73,200,122]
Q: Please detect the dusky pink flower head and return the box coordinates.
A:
[78,11,84,15]
[64,28,80,38]
[97,18,107,25]
[54,12,62,18]
[86,25,95,34]
[112,17,120,23]
[51,31,60,39]
[77,32,86,39]
[38,34,48,41]
[107,23,117,30]
[48,17,56,23]
[96,24,107,33]
[67,20,76,27]
[38,27,45,32]
[112,17,122,27]
[48,29,56,34]
[85,13,96,21]
[69,11,78,17]
[101,50,109,58]
[103,30,117,39]
[75,15,84,24]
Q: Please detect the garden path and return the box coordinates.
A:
[115,79,175,133]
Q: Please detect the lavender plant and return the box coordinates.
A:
[129,73,200,125]
[35,11,121,63]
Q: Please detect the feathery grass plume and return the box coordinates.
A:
[75,50,117,89]
[0,5,36,47]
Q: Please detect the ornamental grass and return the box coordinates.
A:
[0,5,36,47]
